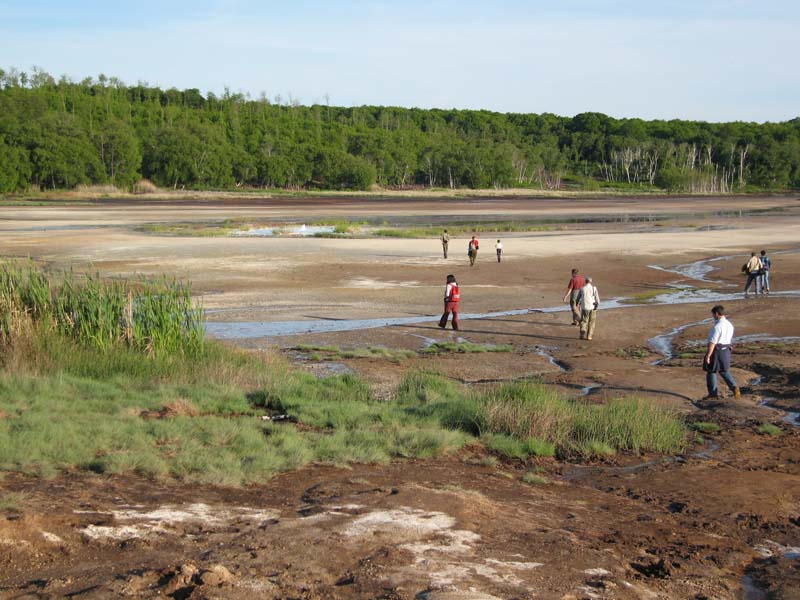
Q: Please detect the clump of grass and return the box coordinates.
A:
[691,422,721,434]
[613,346,651,359]
[757,423,783,436]
[137,220,248,237]
[521,471,548,485]
[296,344,416,362]
[480,382,685,458]
[423,342,513,354]
[0,262,204,357]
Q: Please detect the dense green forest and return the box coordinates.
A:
[1,67,799,193]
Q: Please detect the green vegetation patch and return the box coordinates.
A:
[137,220,251,237]
[691,422,721,434]
[374,222,554,238]
[422,342,513,354]
[757,423,783,436]
[296,344,416,362]
[0,268,688,485]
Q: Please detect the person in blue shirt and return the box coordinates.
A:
[759,250,771,293]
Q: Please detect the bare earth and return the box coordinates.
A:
[1,194,799,599]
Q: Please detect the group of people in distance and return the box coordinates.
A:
[743,249,772,297]
[441,230,503,265]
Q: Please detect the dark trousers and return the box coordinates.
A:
[496,249,502,262]
[744,272,761,294]
[439,301,460,330]
[442,242,448,258]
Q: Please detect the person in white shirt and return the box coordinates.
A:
[703,305,740,400]
[495,240,503,263]
[743,252,763,297]
[577,277,600,340]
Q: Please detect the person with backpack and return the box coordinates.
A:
[743,252,762,297]
[438,274,460,330]
[759,249,771,293]
[467,236,479,266]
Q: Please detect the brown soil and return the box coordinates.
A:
[1,194,799,599]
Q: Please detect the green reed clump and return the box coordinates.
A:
[0,262,203,356]
[479,381,686,457]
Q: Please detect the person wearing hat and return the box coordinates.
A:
[577,276,599,340]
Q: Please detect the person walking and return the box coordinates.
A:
[562,268,586,326]
[743,252,762,297]
[468,236,479,266]
[438,274,460,330]
[495,239,503,263]
[441,229,450,259]
[759,249,771,293]
[577,276,599,340]
[703,304,741,400]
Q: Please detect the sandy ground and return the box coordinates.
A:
[1,194,799,599]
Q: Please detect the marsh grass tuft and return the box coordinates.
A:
[0,262,203,357]
[757,423,783,436]
[691,422,721,434]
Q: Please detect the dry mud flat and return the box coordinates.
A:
[1,195,800,598]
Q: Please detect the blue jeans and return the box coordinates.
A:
[744,272,761,294]
[760,271,770,291]
[706,370,737,396]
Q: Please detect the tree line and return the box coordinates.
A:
[1,67,799,193]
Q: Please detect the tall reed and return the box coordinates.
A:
[0,262,203,356]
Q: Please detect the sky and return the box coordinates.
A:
[1,0,798,122]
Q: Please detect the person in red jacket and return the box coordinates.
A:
[438,274,460,330]
[468,236,479,266]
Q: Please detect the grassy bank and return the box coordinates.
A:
[0,265,687,485]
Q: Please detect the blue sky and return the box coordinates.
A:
[2,0,798,122]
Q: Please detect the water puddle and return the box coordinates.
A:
[205,308,534,340]
[648,255,736,283]
[759,398,800,427]
[233,224,335,237]
[533,346,568,372]
[647,318,712,364]
[206,289,800,340]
